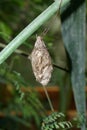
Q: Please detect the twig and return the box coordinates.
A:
[0,43,70,72]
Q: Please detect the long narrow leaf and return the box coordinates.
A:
[61,0,86,130]
[0,0,70,64]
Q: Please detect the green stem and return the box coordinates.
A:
[0,0,69,64]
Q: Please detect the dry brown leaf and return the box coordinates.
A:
[28,36,53,86]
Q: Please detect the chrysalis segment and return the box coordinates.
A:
[29,36,53,86]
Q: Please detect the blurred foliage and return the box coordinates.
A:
[0,62,27,85]
[41,112,86,130]
[0,0,66,87]
[41,112,73,130]
[0,0,86,130]
[0,1,60,129]
[0,0,53,42]
[0,62,46,129]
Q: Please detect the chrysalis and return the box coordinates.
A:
[28,36,53,86]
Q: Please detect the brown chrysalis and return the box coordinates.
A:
[28,36,53,86]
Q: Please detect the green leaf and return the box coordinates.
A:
[0,21,12,42]
[61,0,86,130]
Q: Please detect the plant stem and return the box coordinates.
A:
[43,86,54,112]
[0,0,70,64]
[0,43,70,72]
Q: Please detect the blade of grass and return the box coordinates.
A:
[61,1,86,130]
[0,0,70,64]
